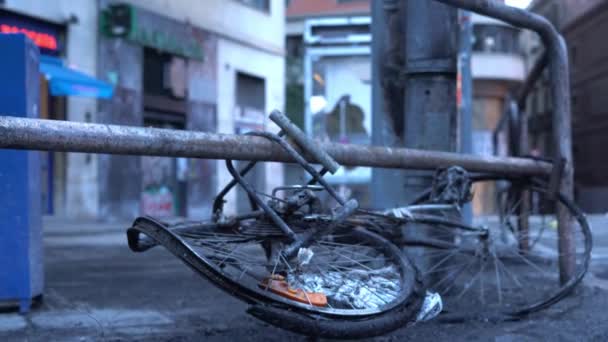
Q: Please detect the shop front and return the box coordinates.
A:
[98,2,218,219]
[0,9,113,216]
[303,17,372,207]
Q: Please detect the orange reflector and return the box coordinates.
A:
[261,275,327,307]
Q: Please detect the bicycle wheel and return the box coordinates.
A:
[402,176,592,319]
[127,215,424,338]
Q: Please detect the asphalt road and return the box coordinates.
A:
[1,217,608,341]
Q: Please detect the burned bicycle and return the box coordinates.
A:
[126,111,591,338]
[371,167,592,321]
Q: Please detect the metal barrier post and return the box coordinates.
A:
[433,0,575,282]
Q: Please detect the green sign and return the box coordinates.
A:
[129,26,204,60]
[101,4,204,61]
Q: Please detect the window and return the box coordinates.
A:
[235,0,270,12]
[472,24,520,54]
[286,36,303,58]
[143,48,187,100]
[234,72,266,212]
[236,72,265,111]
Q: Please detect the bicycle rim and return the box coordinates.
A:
[131,217,419,318]
[404,177,592,317]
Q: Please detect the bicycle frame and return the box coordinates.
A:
[210,113,360,260]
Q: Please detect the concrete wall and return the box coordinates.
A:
[530,0,603,29]
[97,36,143,221]
[185,35,220,219]
[4,0,100,218]
[472,54,525,81]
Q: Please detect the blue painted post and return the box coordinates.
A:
[458,10,473,225]
[0,34,43,313]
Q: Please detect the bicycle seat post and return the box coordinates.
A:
[269,110,352,207]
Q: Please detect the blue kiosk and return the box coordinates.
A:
[0,33,113,313]
[0,34,43,313]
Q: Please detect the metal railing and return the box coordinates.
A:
[433,0,574,282]
[0,115,551,176]
[0,0,575,281]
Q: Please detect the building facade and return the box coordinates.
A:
[1,0,285,220]
[526,0,608,212]
[286,0,525,213]
[469,13,526,214]
[286,0,373,207]
[1,0,101,219]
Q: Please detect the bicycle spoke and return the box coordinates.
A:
[506,249,552,278]
[433,257,474,291]
[423,248,464,276]
[436,259,475,294]
[492,252,503,304]
[494,253,524,290]
[423,261,473,275]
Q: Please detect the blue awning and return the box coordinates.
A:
[39,56,113,99]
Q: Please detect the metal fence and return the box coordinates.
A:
[0,0,575,280]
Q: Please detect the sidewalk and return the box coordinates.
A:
[0,216,607,341]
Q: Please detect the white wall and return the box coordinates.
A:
[472,53,525,82]
[216,38,285,214]
[122,0,285,55]
[5,0,100,218]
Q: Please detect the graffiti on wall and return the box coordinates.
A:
[141,155,175,217]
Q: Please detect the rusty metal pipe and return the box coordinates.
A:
[0,115,552,176]
[432,0,575,282]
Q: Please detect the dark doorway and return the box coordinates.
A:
[141,48,188,217]
[234,72,266,213]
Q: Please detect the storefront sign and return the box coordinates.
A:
[101,4,204,61]
[130,26,203,60]
[0,10,63,54]
[0,24,58,51]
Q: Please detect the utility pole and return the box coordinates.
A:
[402,0,459,201]
[372,0,459,207]
[371,0,408,210]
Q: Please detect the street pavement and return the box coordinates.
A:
[1,215,608,341]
